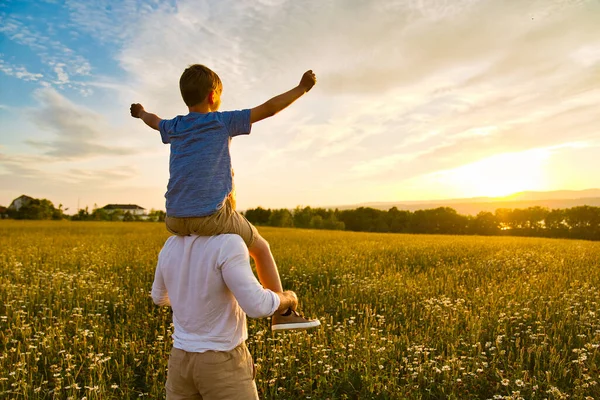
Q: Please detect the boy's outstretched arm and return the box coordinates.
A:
[250,70,316,124]
[130,103,161,131]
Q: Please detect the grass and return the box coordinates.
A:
[1,220,599,399]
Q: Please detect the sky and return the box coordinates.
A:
[0,0,599,213]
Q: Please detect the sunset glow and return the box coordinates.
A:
[0,1,599,211]
[430,149,551,198]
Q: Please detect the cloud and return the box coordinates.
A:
[25,87,136,159]
[0,58,44,81]
[64,0,174,45]
[0,153,48,178]
[0,13,91,88]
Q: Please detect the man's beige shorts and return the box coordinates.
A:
[165,197,259,248]
[166,342,258,400]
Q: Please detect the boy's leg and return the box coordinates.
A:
[165,216,191,236]
[247,234,320,331]
[248,235,283,293]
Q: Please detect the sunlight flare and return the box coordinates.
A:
[428,148,552,198]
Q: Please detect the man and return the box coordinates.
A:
[151,234,316,399]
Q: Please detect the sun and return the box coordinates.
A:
[427,149,551,198]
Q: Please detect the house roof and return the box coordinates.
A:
[102,204,146,210]
[9,194,34,210]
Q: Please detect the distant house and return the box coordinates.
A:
[0,206,7,219]
[102,204,147,216]
[9,195,34,211]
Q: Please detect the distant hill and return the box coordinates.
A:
[329,189,600,216]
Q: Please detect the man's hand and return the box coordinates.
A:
[299,70,316,92]
[130,103,144,118]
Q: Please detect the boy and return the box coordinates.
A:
[131,64,319,331]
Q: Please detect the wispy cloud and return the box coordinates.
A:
[0,13,91,90]
[24,88,136,159]
[0,58,43,81]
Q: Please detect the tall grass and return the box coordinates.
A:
[1,221,598,399]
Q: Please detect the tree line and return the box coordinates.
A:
[4,197,598,240]
[2,199,165,222]
[243,205,600,241]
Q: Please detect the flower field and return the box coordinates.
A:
[1,220,599,399]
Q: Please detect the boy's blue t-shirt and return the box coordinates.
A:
[158,110,251,218]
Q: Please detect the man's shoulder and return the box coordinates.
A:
[208,234,246,248]
[159,234,246,261]
[164,234,245,248]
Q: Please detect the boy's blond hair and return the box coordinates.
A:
[179,64,223,107]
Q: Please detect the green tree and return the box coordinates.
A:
[268,209,293,227]
[147,209,166,222]
[123,211,134,222]
[72,207,90,221]
[309,215,324,229]
[471,211,500,235]
[293,206,313,228]
[10,198,61,220]
[244,207,271,225]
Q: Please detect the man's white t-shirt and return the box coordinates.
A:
[151,234,280,352]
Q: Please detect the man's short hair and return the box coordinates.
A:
[179,64,222,107]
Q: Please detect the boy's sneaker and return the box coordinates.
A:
[272,309,321,332]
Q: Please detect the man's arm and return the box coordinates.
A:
[151,263,171,307]
[131,103,161,131]
[220,237,297,318]
[250,70,316,124]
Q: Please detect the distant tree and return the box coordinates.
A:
[109,209,124,221]
[309,215,324,229]
[147,209,166,222]
[244,207,271,225]
[52,204,65,220]
[268,209,293,227]
[338,207,387,232]
[471,211,500,235]
[71,207,90,221]
[322,213,345,230]
[9,198,63,220]
[293,206,313,228]
[524,206,549,231]
[123,211,134,222]
[545,209,567,233]
[565,206,600,240]
[91,207,110,221]
[387,207,410,233]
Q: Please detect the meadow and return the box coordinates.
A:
[0,221,599,400]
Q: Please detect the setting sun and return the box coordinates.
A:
[427,148,551,198]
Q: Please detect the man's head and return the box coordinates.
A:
[179,64,223,110]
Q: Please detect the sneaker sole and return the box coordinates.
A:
[271,320,321,331]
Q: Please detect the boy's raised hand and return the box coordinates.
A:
[130,103,161,131]
[130,103,144,118]
[299,70,316,92]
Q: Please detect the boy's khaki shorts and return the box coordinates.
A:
[166,342,258,400]
[165,197,258,248]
